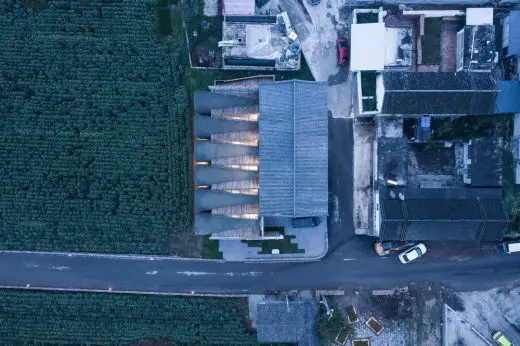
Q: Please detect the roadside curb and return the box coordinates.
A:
[243,227,329,263]
[0,250,225,263]
[0,230,330,264]
[0,285,248,297]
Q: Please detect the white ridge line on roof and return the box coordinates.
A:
[293,81,296,216]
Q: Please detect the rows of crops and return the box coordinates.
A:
[0,1,192,253]
[0,290,260,345]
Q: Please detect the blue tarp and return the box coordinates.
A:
[495,80,520,113]
[506,11,520,57]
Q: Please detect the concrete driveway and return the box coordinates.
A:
[280,0,353,118]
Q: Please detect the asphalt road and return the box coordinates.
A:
[1,247,519,294]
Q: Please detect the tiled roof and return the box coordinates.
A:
[259,80,328,217]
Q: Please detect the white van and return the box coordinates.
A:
[502,241,520,254]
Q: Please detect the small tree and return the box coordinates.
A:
[317,299,355,345]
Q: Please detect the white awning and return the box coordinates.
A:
[350,23,386,71]
[223,0,255,16]
[466,8,493,25]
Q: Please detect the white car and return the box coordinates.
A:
[398,243,427,264]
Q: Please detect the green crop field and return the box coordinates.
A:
[0,1,193,254]
[0,290,261,345]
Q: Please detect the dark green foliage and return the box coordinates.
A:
[422,18,442,65]
[0,290,260,345]
[0,1,192,254]
[201,235,223,259]
[361,71,377,111]
[317,300,351,346]
[356,12,378,24]
[242,235,305,254]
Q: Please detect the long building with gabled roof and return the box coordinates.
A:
[192,76,328,239]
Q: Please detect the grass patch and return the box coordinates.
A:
[361,71,377,96]
[422,18,442,65]
[184,53,315,91]
[503,148,520,234]
[242,235,305,254]
[186,15,222,67]
[356,12,379,24]
[201,236,223,259]
[361,71,377,112]
[187,15,222,49]
[155,7,174,37]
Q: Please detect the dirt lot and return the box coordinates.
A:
[445,284,520,346]
[333,283,468,346]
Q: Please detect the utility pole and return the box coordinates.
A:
[320,295,334,319]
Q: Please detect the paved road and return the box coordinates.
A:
[1,247,519,294]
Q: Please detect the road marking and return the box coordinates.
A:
[224,272,262,277]
[24,263,39,268]
[145,270,158,275]
[51,266,70,270]
[177,271,262,277]
[176,271,215,276]
[343,258,357,261]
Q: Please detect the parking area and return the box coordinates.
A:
[280,0,353,118]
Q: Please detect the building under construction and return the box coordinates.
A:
[219,12,302,71]
[193,76,328,239]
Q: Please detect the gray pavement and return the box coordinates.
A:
[1,248,520,294]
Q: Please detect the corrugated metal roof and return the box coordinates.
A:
[507,11,520,56]
[259,80,328,217]
[469,137,503,187]
[379,187,509,241]
[382,72,498,115]
[256,301,319,346]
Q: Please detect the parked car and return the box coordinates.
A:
[398,243,427,264]
[336,36,349,66]
[492,331,512,346]
[292,217,321,228]
[307,0,321,5]
[502,241,520,254]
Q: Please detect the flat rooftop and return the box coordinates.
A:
[221,14,301,71]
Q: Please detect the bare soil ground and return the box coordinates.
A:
[167,231,202,257]
[191,36,220,68]
[334,284,468,346]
